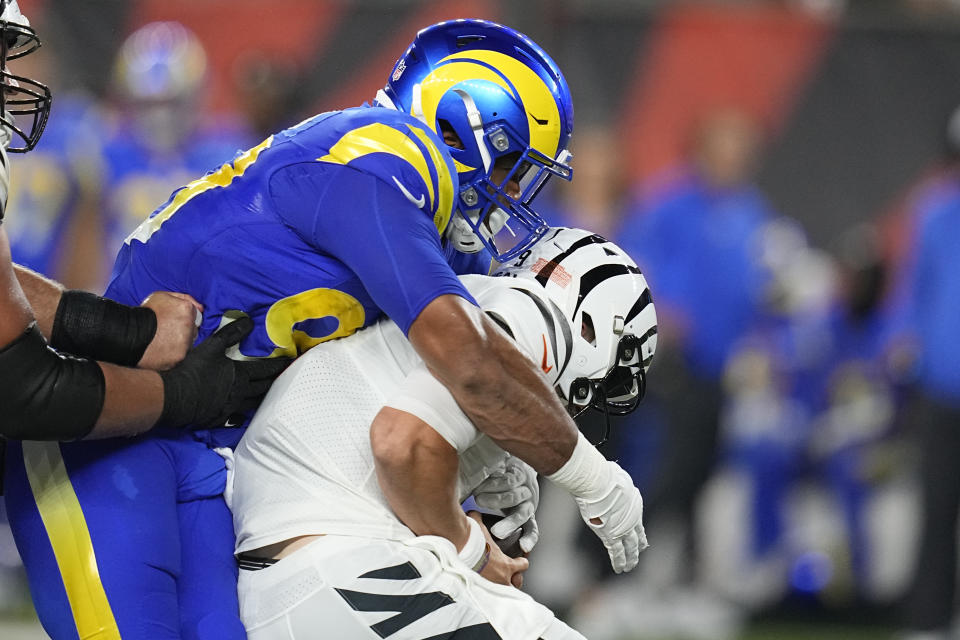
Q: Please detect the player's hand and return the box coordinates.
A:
[157,316,293,428]
[574,462,648,574]
[474,456,540,553]
[137,292,203,370]
[467,512,528,588]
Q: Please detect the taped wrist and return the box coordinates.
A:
[0,323,104,441]
[458,516,489,572]
[52,290,157,366]
[545,431,613,500]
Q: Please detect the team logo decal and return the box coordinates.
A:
[392,58,406,82]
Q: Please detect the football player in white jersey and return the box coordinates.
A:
[230,228,658,640]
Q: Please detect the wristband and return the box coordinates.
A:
[545,431,613,499]
[51,290,157,367]
[458,516,488,571]
[473,544,491,573]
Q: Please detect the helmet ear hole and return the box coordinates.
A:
[581,312,596,346]
[437,119,463,150]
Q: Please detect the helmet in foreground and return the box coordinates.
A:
[496,227,658,444]
[380,19,574,262]
[0,0,51,152]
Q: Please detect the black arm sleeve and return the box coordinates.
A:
[0,323,105,441]
[51,290,157,367]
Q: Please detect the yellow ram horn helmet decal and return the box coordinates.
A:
[417,50,562,161]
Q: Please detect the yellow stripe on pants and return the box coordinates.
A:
[23,441,121,639]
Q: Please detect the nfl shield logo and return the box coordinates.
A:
[392,59,406,82]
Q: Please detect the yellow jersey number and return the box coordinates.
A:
[225,287,366,360]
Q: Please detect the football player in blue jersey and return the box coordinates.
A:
[0,0,285,441]
[0,0,291,631]
[5,18,583,640]
[99,22,255,282]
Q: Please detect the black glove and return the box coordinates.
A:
[157,316,292,428]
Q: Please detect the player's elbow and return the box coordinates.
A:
[370,406,420,472]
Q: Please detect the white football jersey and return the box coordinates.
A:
[232,273,574,554]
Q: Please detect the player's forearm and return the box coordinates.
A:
[12,263,64,338]
[371,407,472,549]
[456,325,578,475]
[0,231,35,347]
[88,363,163,438]
[409,296,577,475]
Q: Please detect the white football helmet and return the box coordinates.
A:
[0,0,51,152]
[495,227,658,442]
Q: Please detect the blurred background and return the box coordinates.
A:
[4,0,960,638]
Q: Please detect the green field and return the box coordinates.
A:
[738,623,893,640]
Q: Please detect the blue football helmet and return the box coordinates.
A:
[379,19,574,262]
[112,22,208,150]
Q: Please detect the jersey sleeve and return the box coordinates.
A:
[383,278,569,474]
[269,162,475,334]
[383,365,478,452]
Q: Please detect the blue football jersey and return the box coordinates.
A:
[100,119,252,279]
[107,105,481,364]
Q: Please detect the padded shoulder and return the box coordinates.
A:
[315,107,459,234]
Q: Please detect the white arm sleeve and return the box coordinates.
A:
[383,277,568,454]
[382,365,478,452]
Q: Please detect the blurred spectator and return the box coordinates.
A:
[558,108,781,640]
[99,21,254,280]
[897,105,960,640]
[618,107,777,578]
[3,31,106,290]
[806,224,904,602]
[712,334,811,608]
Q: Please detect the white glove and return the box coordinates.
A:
[473,455,540,553]
[574,463,647,573]
[547,432,648,574]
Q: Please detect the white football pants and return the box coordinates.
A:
[237,534,586,640]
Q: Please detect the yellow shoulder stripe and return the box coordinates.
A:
[405,125,455,233]
[23,442,121,640]
[317,122,455,234]
[126,135,274,245]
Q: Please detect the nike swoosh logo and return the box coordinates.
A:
[392,176,426,208]
[541,334,553,374]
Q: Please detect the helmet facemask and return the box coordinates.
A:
[566,333,648,447]
[452,129,572,260]
[436,94,572,261]
[0,15,51,152]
